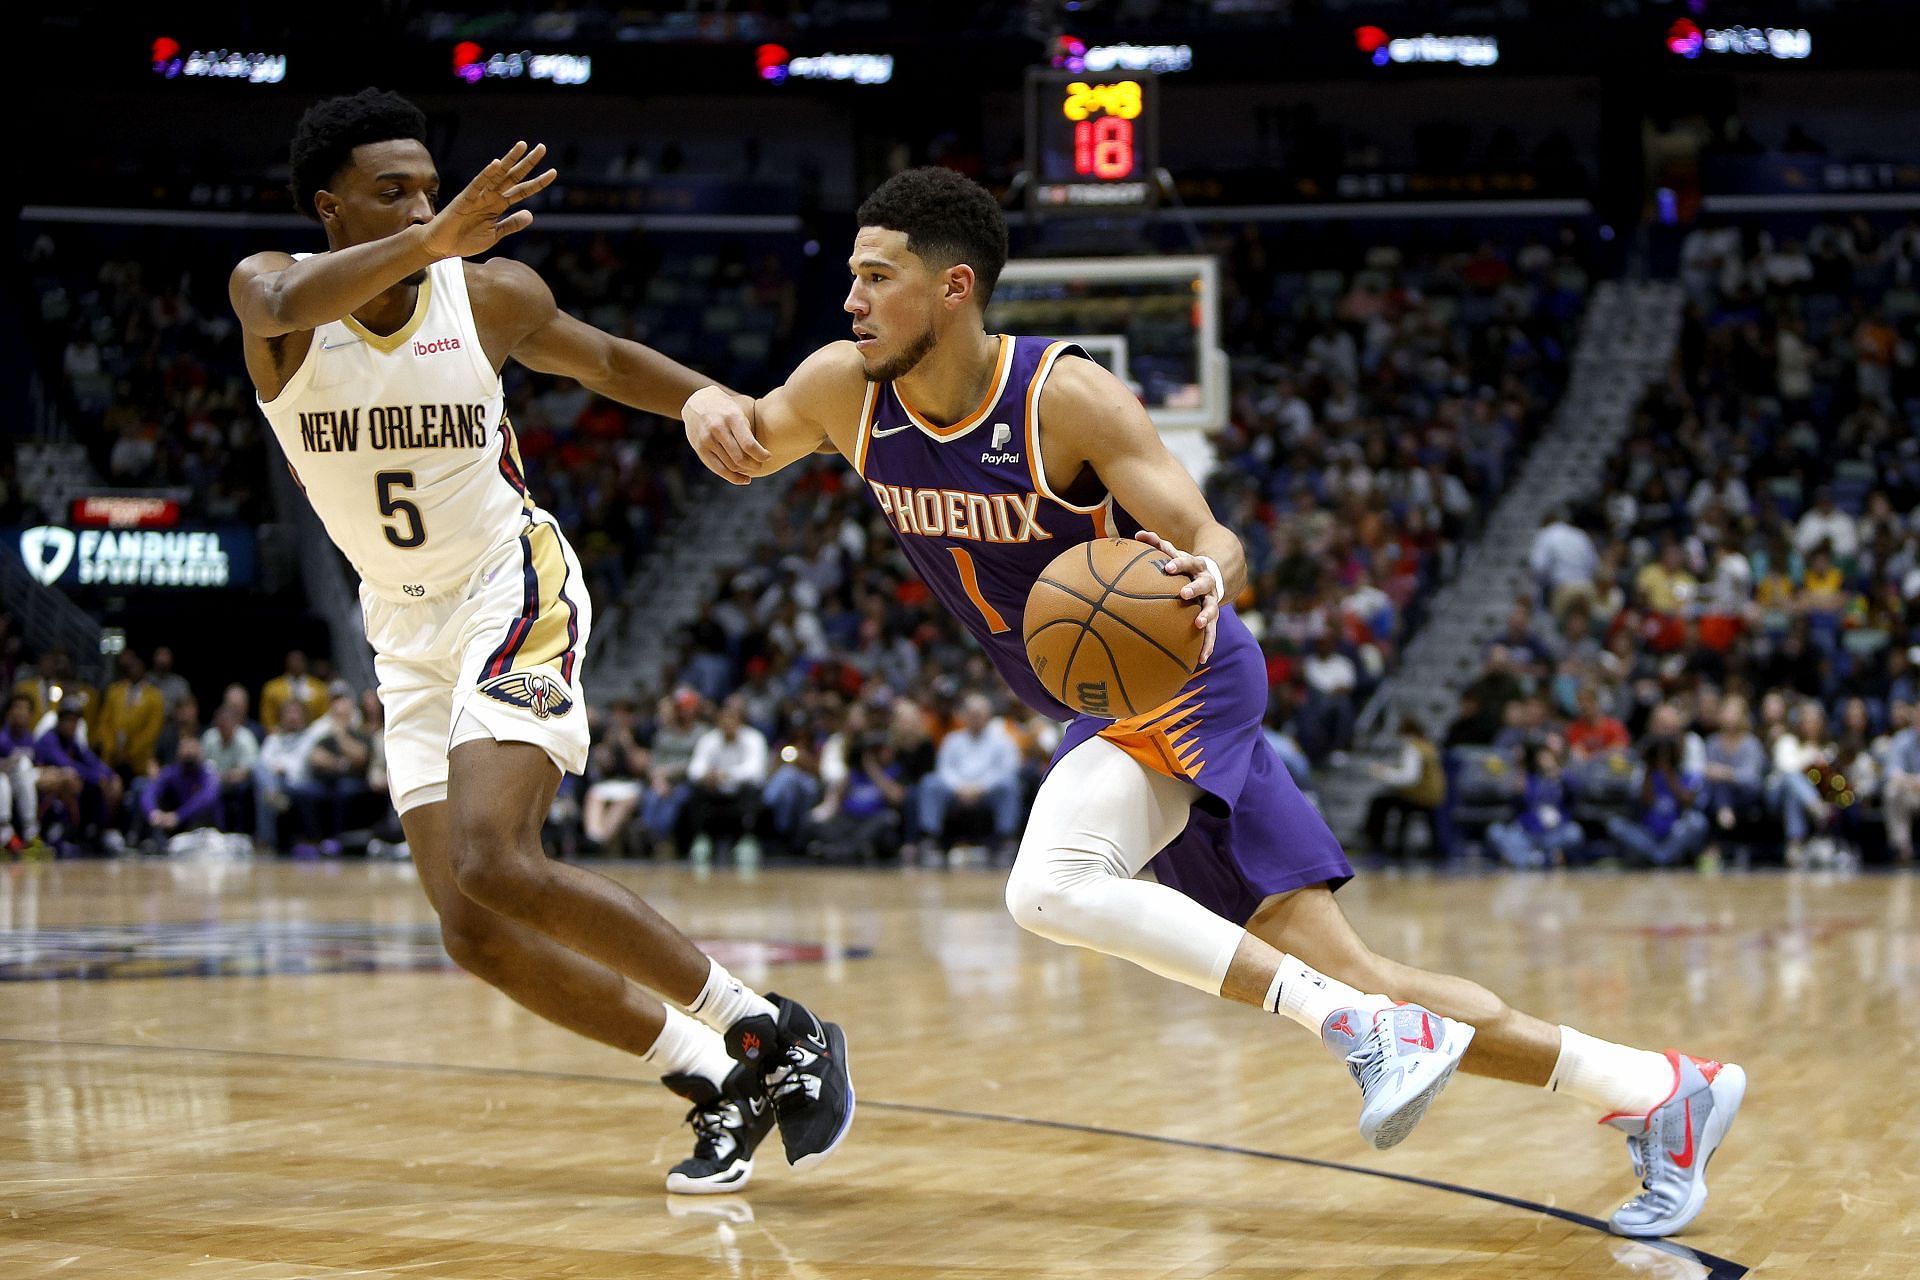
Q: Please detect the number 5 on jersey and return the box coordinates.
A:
[376,471,426,548]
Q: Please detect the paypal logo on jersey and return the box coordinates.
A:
[982,422,1020,465]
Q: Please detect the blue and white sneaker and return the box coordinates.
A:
[1321,1004,1475,1150]
[1604,1051,1747,1237]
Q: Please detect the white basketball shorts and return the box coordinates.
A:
[360,509,593,815]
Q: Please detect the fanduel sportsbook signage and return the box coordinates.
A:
[15,525,255,589]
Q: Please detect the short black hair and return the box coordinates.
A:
[289,88,428,221]
[856,167,1009,308]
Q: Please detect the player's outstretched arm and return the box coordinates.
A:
[229,141,556,339]
[480,257,746,440]
[684,342,868,486]
[1042,356,1248,660]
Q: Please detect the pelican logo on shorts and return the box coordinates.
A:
[477,670,575,720]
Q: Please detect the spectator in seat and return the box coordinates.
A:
[1880,710,1920,864]
[639,690,704,852]
[1794,488,1858,561]
[1769,701,1836,867]
[805,727,907,863]
[1364,716,1446,857]
[254,700,316,851]
[1494,694,1556,755]
[582,698,649,854]
[15,647,98,743]
[1299,632,1359,762]
[98,649,166,779]
[683,696,769,863]
[1634,538,1699,616]
[304,694,373,850]
[1702,696,1767,845]
[1606,736,1709,867]
[760,734,822,856]
[1799,545,1850,618]
[154,694,203,768]
[143,734,220,849]
[221,683,265,743]
[149,646,192,715]
[1529,508,1600,617]
[260,650,329,735]
[36,704,122,849]
[1486,744,1584,869]
[1490,601,1550,677]
[200,703,259,834]
[917,693,1022,862]
[1567,683,1630,760]
[0,693,48,852]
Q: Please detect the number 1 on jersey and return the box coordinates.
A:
[376,471,426,549]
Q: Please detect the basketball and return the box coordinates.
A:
[1024,537,1205,719]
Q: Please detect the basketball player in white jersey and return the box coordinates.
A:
[231,89,853,1192]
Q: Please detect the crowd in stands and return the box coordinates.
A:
[0,620,397,860]
[1439,214,1920,869]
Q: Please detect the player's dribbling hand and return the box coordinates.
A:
[420,141,559,259]
[1135,530,1221,663]
[683,385,770,485]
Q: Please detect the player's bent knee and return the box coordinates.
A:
[438,909,516,978]
[446,817,547,911]
[1003,865,1052,935]
[1004,857,1094,944]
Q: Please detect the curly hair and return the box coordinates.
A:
[855,167,1009,307]
[289,88,428,221]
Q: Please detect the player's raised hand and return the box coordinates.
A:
[420,141,557,259]
[684,385,770,485]
[1135,530,1222,662]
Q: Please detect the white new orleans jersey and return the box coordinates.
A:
[256,255,533,602]
[256,254,591,813]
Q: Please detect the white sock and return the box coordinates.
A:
[1547,1026,1677,1116]
[642,1006,737,1087]
[1263,955,1393,1034]
[685,957,779,1035]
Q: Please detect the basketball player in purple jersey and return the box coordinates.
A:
[686,167,1744,1234]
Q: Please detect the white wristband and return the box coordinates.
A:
[1197,556,1225,606]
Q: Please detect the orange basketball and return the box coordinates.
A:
[1024,537,1206,719]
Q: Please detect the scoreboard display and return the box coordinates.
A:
[1026,69,1159,214]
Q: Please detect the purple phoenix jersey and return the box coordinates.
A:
[854,334,1353,921]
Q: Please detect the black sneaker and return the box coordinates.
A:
[723,992,855,1169]
[660,1062,774,1194]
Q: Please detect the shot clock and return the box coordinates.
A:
[1025,69,1159,213]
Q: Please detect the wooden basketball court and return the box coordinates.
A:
[0,859,1901,1278]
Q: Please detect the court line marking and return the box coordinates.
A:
[0,1035,1748,1279]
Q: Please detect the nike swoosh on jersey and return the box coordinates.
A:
[869,421,915,438]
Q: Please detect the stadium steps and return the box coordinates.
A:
[1316,280,1684,845]
[591,467,801,701]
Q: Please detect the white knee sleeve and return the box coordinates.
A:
[1005,738,1246,996]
